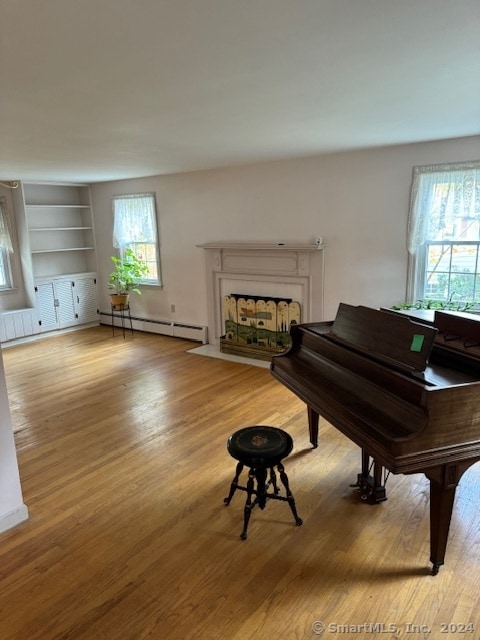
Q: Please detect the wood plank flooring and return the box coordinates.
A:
[1,326,480,639]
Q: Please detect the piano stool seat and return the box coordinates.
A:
[223,425,303,539]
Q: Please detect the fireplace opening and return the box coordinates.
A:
[220,293,301,361]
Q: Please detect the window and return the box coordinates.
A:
[0,197,13,290]
[407,162,480,306]
[112,193,161,285]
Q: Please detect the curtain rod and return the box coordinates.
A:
[0,181,19,189]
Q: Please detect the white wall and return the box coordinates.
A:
[0,353,28,532]
[91,135,480,327]
[0,189,28,534]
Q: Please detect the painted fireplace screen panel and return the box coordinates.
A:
[221,293,301,361]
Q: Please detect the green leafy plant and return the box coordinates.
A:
[108,249,149,295]
[391,295,478,313]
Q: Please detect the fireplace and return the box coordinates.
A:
[220,293,301,361]
[198,242,325,358]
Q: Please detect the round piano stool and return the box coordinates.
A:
[223,426,303,540]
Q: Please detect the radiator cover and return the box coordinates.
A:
[100,312,208,344]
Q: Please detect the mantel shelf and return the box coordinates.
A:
[197,242,324,251]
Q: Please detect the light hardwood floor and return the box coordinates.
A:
[1,326,480,640]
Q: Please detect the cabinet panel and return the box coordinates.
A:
[35,282,60,331]
[55,279,77,325]
[73,276,98,323]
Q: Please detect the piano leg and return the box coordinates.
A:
[307,406,319,448]
[425,460,479,575]
[427,478,457,576]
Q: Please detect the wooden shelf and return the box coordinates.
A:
[29,227,93,231]
[31,248,95,254]
[25,204,91,209]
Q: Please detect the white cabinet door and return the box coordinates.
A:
[55,279,77,326]
[35,282,60,332]
[73,276,98,324]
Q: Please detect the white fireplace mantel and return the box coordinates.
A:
[198,241,322,251]
[197,242,325,345]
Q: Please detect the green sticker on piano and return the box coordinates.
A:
[410,334,425,352]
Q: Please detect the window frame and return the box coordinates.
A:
[407,161,480,306]
[0,196,14,291]
[112,193,162,287]
[0,246,13,290]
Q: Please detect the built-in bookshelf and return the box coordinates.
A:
[22,182,97,278]
[1,181,99,341]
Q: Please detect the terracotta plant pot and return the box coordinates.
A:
[110,293,130,311]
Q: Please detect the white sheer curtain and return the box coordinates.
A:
[407,162,480,254]
[112,193,157,248]
[0,197,13,253]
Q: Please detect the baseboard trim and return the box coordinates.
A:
[0,504,29,534]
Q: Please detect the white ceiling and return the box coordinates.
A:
[1,0,479,183]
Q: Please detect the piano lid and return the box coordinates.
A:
[323,303,438,374]
[384,307,480,362]
[435,310,480,345]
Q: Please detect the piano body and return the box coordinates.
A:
[270,303,480,575]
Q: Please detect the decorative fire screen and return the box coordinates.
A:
[220,293,301,361]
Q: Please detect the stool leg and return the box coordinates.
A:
[278,462,303,526]
[224,462,243,505]
[255,468,268,510]
[269,466,280,495]
[240,468,256,540]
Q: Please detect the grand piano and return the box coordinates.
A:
[270,303,480,575]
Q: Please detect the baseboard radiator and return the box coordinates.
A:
[100,312,208,344]
[0,308,38,343]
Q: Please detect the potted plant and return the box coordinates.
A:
[391,296,478,313]
[108,248,149,310]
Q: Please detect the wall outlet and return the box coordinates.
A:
[171,304,176,313]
